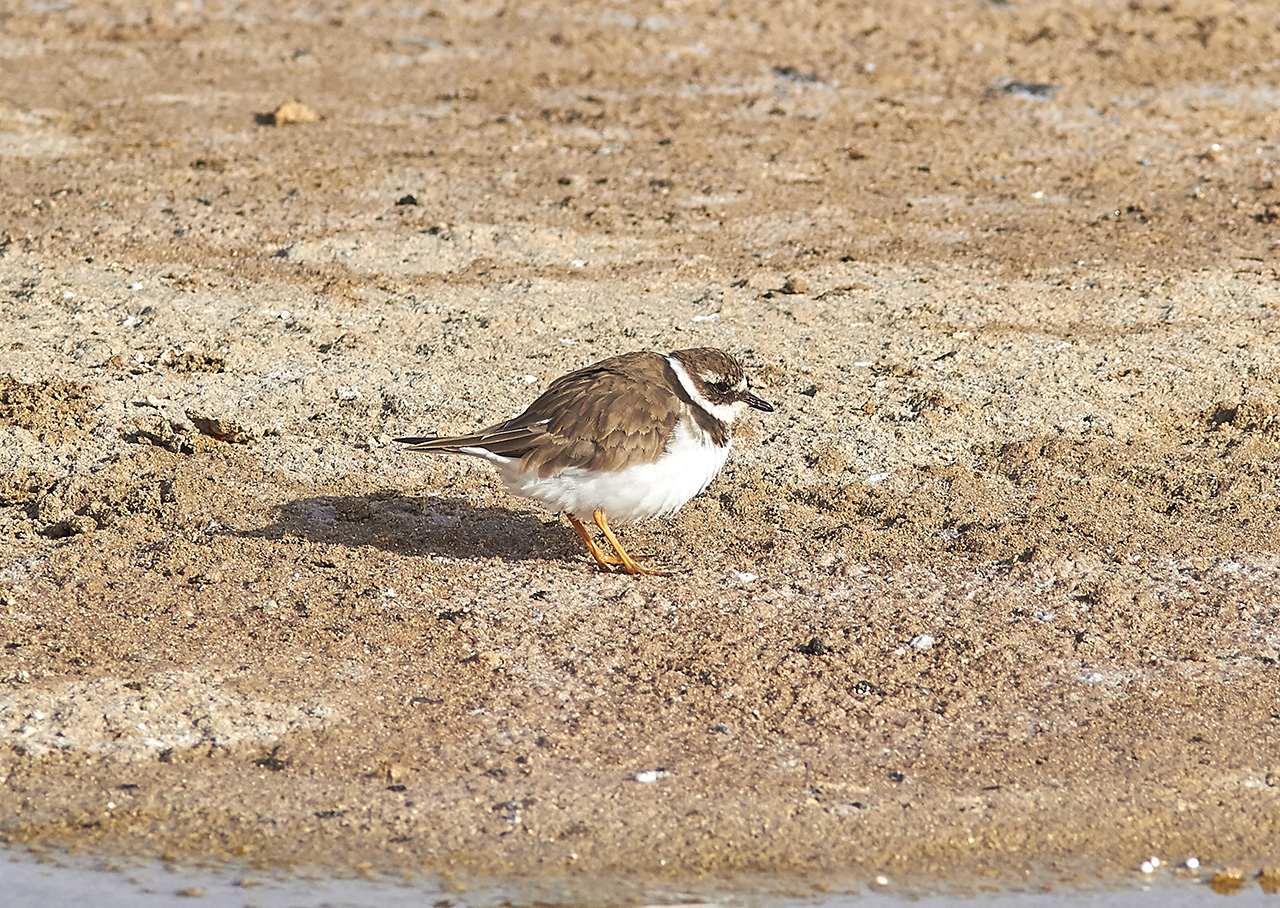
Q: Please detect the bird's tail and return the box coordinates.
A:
[393,434,472,453]
[394,426,536,457]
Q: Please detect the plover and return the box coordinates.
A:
[396,347,774,574]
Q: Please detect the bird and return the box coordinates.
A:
[395,347,774,574]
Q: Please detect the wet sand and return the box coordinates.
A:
[2,0,1279,895]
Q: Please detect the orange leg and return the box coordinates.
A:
[566,514,623,572]
[593,510,650,575]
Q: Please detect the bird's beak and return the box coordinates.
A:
[743,391,775,413]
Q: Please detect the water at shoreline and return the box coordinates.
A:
[3,847,1274,908]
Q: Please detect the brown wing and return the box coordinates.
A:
[396,352,681,477]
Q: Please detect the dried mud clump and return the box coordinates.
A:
[1,461,179,539]
[159,348,227,374]
[1210,369,1280,444]
[186,412,260,444]
[0,376,94,439]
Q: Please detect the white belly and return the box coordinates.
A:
[472,420,731,524]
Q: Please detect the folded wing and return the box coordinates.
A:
[395,352,680,477]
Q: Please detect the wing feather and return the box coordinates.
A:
[396,351,681,476]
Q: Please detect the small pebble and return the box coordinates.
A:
[1000,79,1058,101]
[909,634,934,651]
[1184,857,1200,869]
[634,769,669,783]
[1210,869,1246,895]
[270,99,317,125]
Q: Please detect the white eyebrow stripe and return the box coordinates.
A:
[666,355,741,423]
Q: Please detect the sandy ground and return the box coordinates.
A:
[2,0,1280,899]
